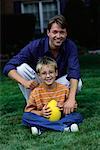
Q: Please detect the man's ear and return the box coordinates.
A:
[47,29,50,36]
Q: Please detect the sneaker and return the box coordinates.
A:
[64,126,70,132]
[64,123,79,132]
[70,123,79,132]
[31,127,41,135]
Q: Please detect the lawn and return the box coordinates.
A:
[0,54,100,150]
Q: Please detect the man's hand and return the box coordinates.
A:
[8,70,39,90]
[63,99,77,114]
[63,78,78,114]
[22,80,39,90]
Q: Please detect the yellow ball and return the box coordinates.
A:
[47,100,61,122]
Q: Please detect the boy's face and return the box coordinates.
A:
[47,23,67,49]
[39,64,58,86]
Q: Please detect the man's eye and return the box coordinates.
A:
[53,31,57,34]
[60,31,65,34]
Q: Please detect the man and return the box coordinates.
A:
[3,15,82,114]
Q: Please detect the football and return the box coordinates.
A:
[47,100,61,122]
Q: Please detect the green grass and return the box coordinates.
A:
[0,54,100,150]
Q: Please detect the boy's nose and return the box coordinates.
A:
[46,73,50,77]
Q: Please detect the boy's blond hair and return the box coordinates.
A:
[36,56,58,73]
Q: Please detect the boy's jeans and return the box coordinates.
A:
[17,63,82,101]
[22,112,83,131]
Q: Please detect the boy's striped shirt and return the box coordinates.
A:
[25,82,69,113]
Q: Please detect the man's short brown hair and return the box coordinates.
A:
[47,15,68,31]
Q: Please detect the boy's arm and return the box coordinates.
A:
[25,105,51,118]
[25,93,51,117]
[29,110,43,116]
[30,105,51,117]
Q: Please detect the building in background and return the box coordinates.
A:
[21,0,60,33]
[1,0,61,59]
[1,0,60,34]
[1,0,100,59]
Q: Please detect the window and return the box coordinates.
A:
[21,0,60,33]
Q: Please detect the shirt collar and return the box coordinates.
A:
[44,36,66,54]
[44,36,50,53]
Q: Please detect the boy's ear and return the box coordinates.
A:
[37,73,41,79]
[38,76,42,82]
[56,69,58,77]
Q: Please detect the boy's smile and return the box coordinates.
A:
[39,64,58,86]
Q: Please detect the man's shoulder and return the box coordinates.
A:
[64,38,76,46]
[64,38,77,52]
[30,36,48,46]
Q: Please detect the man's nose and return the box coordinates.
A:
[56,32,60,38]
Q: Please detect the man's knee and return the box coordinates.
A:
[17,63,36,80]
[17,63,41,83]
[17,63,29,75]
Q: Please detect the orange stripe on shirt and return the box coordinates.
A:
[25,82,69,112]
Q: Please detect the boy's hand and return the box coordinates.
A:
[41,105,51,118]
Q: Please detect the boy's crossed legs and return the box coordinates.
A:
[22,112,83,135]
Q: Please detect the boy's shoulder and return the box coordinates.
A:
[56,82,69,90]
[31,83,45,93]
[31,83,69,95]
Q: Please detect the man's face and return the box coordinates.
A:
[39,64,58,86]
[47,23,67,49]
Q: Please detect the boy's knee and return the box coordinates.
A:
[78,79,83,92]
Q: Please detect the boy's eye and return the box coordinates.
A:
[49,71,53,74]
[41,71,54,75]
[41,72,46,75]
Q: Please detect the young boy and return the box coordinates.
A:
[22,56,83,135]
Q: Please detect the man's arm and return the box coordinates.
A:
[63,78,78,114]
[63,40,80,114]
[8,70,38,89]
